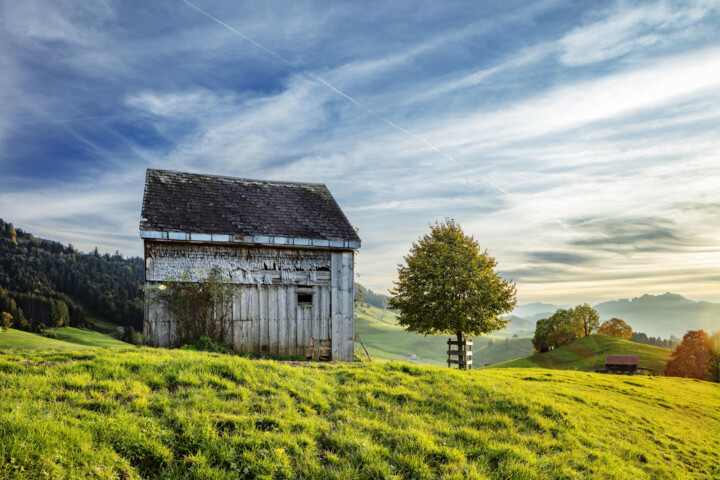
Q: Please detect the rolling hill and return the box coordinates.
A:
[0,218,144,333]
[354,304,533,366]
[488,335,672,374]
[0,327,131,351]
[0,346,718,479]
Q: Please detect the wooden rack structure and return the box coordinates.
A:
[447,339,473,370]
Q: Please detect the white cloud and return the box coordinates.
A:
[559,1,718,65]
[3,0,115,47]
[424,47,720,155]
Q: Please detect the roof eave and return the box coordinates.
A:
[140,230,360,249]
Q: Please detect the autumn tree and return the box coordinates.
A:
[574,303,600,336]
[662,330,712,381]
[0,312,12,330]
[3,223,17,245]
[709,331,720,383]
[388,219,516,345]
[354,282,366,307]
[598,318,632,339]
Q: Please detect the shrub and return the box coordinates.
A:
[183,336,234,355]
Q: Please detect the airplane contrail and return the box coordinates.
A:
[182,0,517,200]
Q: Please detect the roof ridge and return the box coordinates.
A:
[147,168,327,187]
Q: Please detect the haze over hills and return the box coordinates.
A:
[512,302,568,319]
[502,315,535,333]
[594,293,720,338]
[511,293,720,338]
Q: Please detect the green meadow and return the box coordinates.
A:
[1,346,718,479]
[0,327,130,351]
[490,335,672,374]
[354,304,532,366]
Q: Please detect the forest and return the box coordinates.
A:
[0,219,144,332]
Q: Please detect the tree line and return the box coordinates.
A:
[532,304,605,352]
[629,331,679,349]
[354,283,389,310]
[0,219,144,333]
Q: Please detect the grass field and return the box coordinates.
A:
[489,335,672,374]
[89,316,125,336]
[472,337,534,367]
[0,327,131,351]
[354,304,532,366]
[0,347,718,479]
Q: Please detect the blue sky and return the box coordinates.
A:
[2,0,720,304]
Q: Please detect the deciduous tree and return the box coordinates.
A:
[389,219,516,345]
[663,330,712,381]
[532,308,582,352]
[574,303,600,336]
[0,312,12,330]
[709,331,720,383]
[598,318,632,339]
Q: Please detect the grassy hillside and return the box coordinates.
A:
[0,347,718,479]
[354,304,531,366]
[0,327,130,351]
[473,337,534,367]
[489,335,672,374]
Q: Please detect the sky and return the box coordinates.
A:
[2,0,720,305]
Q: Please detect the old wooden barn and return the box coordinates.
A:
[605,355,639,374]
[140,169,361,361]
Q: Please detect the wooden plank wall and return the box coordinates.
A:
[143,283,180,347]
[143,244,356,361]
[331,251,355,362]
[232,285,331,357]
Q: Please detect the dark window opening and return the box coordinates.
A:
[297,293,313,306]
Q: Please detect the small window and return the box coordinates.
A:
[297,293,313,306]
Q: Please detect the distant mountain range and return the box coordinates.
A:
[512,302,569,319]
[503,315,536,333]
[510,293,720,338]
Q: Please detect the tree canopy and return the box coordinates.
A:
[710,331,720,383]
[574,303,600,336]
[388,219,516,342]
[598,318,633,339]
[662,330,713,381]
[532,304,601,353]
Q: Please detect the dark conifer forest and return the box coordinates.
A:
[0,218,144,332]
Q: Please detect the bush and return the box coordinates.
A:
[150,267,236,346]
[183,336,234,355]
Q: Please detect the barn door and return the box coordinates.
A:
[232,284,331,358]
[295,285,331,359]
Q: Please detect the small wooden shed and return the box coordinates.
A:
[140,169,360,361]
[605,355,639,374]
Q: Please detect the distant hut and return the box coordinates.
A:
[140,169,361,361]
[605,355,639,374]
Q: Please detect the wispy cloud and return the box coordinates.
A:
[559,1,719,65]
[2,0,720,304]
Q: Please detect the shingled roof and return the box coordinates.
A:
[140,169,360,245]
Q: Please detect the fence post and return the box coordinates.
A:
[447,338,473,370]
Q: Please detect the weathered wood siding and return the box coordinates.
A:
[231,284,332,357]
[143,241,354,361]
[145,242,331,285]
[331,251,355,362]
